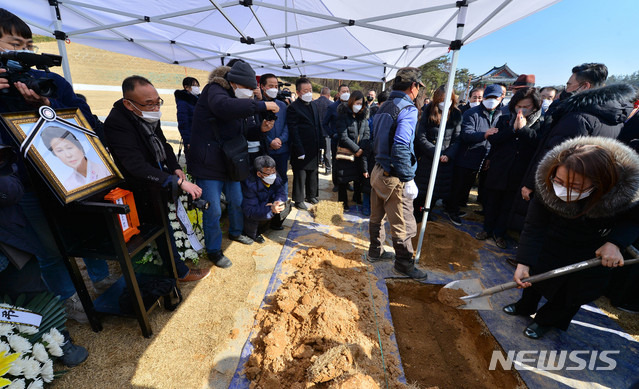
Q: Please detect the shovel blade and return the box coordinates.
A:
[443,279,492,310]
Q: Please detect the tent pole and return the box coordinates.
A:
[49,2,73,84]
[415,1,468,263]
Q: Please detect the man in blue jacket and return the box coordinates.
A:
[445,83,503,225]
[241,156,290,243]
[260,73,290,193]
[367,67,427,280]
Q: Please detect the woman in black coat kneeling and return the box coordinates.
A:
[413,85,462,222]
[335,91,370,210]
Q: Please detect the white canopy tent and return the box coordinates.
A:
[6,0,560,259]
[6,0,558,84]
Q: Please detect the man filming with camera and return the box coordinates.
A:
[104,75,210,282]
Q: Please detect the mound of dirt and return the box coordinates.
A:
[312,200,345,226]
[245,248,406,388]
[413,222,483,273]
[437,287,468,308]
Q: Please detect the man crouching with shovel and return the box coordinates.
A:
[503,137,639,339]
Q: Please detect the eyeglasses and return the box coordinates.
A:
[126,98,164,109]
[0,40,39,53]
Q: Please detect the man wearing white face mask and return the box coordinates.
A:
[188,60,279,268]
[260,73,290,194]
[105,75,210,282]
[322,84,351,191]
[287,78,323,210]
[241,156,290,243]
[444,84,503,225]
[174,76,200,155]
[460,87,483,114]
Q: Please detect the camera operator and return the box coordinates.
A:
[0,9,118,324]
[104,75,210,282]
[0,9,95,127]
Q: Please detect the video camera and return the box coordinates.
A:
[276,81,292,103]
[187,193,210,211]
[0,51,62,98]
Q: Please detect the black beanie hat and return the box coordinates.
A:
[227,61,257,89]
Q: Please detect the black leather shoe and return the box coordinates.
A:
[295,201,308,210]
[270,224,284,231]
[307,197,319,205]
[524,322,552,340]
[230,234,253,245]
[393,266,428,281]
[503,303,523,316]
[207,252,232,268]
[253,234,265,244]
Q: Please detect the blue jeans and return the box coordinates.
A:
[197,179,244,254]
[19,192,110,300]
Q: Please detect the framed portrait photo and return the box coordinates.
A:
[1,106,123,204]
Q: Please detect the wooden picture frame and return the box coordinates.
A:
[1,106,123,204]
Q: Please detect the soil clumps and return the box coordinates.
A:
[437,287,468,308]
[413,222,483,273]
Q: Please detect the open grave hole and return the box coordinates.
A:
[387,280,526,389]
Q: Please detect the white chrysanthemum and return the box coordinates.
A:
[45,342,63,358]
[168,203,176,211]
[31,343,49,364]
[7,378,26,389]
[39,359,54,383]
[171,221,180,230]
[0,341,10,353]
[47,328,64,347]
[21,357,41,380]
[8,357,25,376]
[175,239,183,248]
[8,335,32,354]
[16,325,38,335]
[26,378,43,389]
[0,323,14,337]
[184,240,191,248]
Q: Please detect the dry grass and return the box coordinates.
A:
[311,200,345,226]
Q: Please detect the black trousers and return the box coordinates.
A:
[338,181,361,206]
[446,166,478,213]
[243,201,291,239]
[0,257,48,302]
[292,167,319,203]
[482,188,517,237]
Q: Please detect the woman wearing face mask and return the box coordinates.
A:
[174,77,200,156]
[413,85,462,223]
[41,126,110,191]
[334,90,370,211]
[503,137,639,339]
[477,87,542,248]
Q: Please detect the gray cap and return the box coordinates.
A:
[395,67,425,87]
[227,61,257,89]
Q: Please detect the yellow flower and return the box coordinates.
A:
[0,350,20,388]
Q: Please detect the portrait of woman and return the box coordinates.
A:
[40,125,110,191]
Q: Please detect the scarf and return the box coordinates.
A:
[137,116,167,164]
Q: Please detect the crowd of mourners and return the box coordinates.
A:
[1,5,639,368]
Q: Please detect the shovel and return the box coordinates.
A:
[444,246,639,310]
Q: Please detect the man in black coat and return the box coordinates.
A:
[104,75,209,282]
[188,61,279,267]
[287,78,323,210]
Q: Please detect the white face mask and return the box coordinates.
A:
[301,92,313,103]
[130,102,162,123]
[234,87,254,99]
[469,101,481,108]
[262,173,277,185]
[552,181,594,202]
[265,88,278,99]
[541,99,552,111]
[340,92,350,101]
[438,102,446,111]
[190,86,200,96]
[482,98,500,110]
[352,104,362,113]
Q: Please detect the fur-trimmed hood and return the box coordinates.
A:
[535,136,639,219]
[208,66,231,90]
[553,83,636,125]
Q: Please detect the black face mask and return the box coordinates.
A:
[559,90,573,100]
[366,96,374,102]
